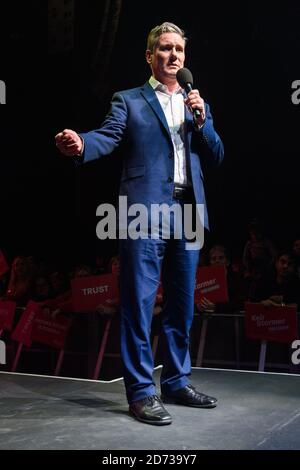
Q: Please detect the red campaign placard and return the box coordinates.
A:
[245,302,298,343]
[55,291,73,313]
[71,274,119,313]
[11,301,41,346]
[40,291,73,314]
[194,265,229,304]
[0,300,16,331]
[31,311,73,349]
[0,250,9,277]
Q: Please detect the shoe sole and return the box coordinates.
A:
[161,397,217,408]
[129,409,172,425]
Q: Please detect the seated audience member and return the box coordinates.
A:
[96,255,120,316]
[32,276,52,302]
[108,255,120,277]
[242,218,277,278]
[49,270,70,297]
[73,264,93,278]
[6,256,34,304]
[248,251,300,309]
[0,273,8,297]
[32,275,61,318]
[47,269,72,315]
[197,245,246,313]
[292,238,300,279]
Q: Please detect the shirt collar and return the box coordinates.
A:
[149,76,183,95]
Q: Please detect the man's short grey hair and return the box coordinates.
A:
[146,22,187,52]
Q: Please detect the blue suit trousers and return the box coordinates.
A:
[119,199,200,404]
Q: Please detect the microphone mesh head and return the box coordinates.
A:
[176,67,194,88]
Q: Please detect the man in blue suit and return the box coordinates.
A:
[56,22,224,425]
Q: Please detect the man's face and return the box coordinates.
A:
[13,257,28,276]
[249,229,262,241]
[35,277,50,297]
[293,240,300,256]
[146,33,185,83]
[210,250,229,267]
[276,255,295,278]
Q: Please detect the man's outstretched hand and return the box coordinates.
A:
[55,129,83,156]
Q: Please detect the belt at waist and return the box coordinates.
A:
[172,185,194,200]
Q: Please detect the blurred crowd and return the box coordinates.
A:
[1,218,300,313]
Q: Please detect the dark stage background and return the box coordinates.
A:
[1,0,299,269]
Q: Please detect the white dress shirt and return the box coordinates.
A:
[149,76,190,186]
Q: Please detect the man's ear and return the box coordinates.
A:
[145,50,152,64]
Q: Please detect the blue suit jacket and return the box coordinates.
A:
[80,81,224,229]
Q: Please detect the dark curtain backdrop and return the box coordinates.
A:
[0,0,299,267]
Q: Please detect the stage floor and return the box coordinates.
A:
[0,367,300,450]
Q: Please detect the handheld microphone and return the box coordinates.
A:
[176,67,201,120]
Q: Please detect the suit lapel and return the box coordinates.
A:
[140,82,172,143]
[140,83,195,183]
[184,106,195,145]
[184,106,194,183]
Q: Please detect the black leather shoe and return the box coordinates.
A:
[129,395,172,425]
[161,384,217,408]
